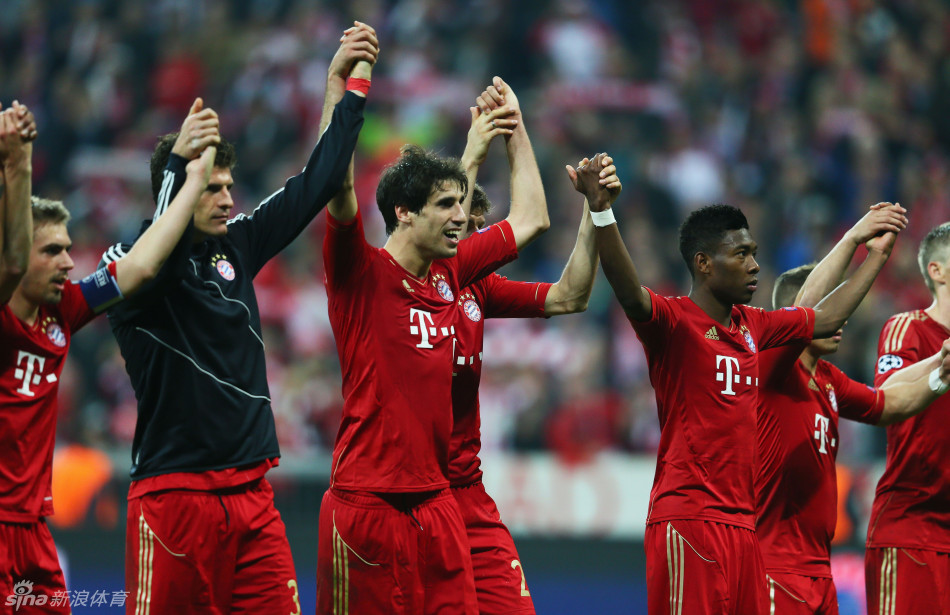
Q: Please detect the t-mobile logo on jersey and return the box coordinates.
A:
[14,351,47,397]
[813,414,836,454]
[715,355,758,395]
[409,308,455,349]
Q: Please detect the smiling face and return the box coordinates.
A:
[193,167,234,240]
[405,181,468,260]
[19,222,75,306]
[706,228,760,305]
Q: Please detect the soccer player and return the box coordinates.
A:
[868,221,950,614]
[101,24,377,614]
[584,173,899,613]
[450,81,620,614]
[1,101,217,612]
[756,205,950,614]
[316,81,551,613]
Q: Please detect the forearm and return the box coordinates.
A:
[505,125,549,249]
[327,156,358,222]
[459,150,480,218]
[796,234,860,308]
[545,201,597,315]
[812,249,887,337]
[2,156,33,274]
[596,220,651,322]
[879,351,944,425]
[115,173,204,295]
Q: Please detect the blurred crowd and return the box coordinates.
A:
[2,0,949,466]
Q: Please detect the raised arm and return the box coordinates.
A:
[323,22,378,224]
[571,153,652,322]
[811,225,900,338]
[0,102,37,306]
[459,104,517,217]
[544,156,622,315]
[112,146,215,296]
[876,339,950,426]
[796,202,907,308]
[475,77,549,249]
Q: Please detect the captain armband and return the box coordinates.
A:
[78,260,124,314]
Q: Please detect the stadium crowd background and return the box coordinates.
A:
[2,0,949,537]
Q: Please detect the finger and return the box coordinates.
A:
[476,95,492,114]
[485,85,505,106]
[188,97,203,116]
[565,165,578,187]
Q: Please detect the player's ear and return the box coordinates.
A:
[694,251,711,275]
[928,261,944,288]
[395,204,412,227]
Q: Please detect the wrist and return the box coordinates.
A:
[929,368,949,395]
[590,207,616,227]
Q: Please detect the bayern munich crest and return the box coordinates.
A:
[462,299,482,322]
[216,259,236,281]
[47,323,66,347]
[827,387,838,414]
[740,326,757,353]
[435,277,454,302]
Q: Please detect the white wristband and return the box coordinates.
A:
[590,208,616,227]
[929,368,949,395]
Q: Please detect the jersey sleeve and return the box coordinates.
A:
[453,220,519,289]
[478,273,551,319]
[755,306,815,351]
[225,92,366,277]
[323,209,372,291]
[628,287,678,354]
[826,361,885,424]
[60,279,98,332]
[874,314,925,386]
[75,260,124,315]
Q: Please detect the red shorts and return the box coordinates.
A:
[453,481,535,615]
[0,520,70,613]
[865,546,950,615]
[125,478,299,615]
[316,487,477,615]
[645,520,767,615]
[766,572,837,615]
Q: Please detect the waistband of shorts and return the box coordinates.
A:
[329,486,452,510]
[450,479,483,490]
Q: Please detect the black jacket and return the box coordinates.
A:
[103,92,365,479]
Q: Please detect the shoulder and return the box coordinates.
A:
[880,309,930,351]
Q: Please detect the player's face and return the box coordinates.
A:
[708,228,759,304]
[461,207,487,240]
[193,167,234,239]
[20,222,75,305]
[410,182,467,259]
[810,323,845,356]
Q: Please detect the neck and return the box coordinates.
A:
[689,285,733,328]
[798,347,819,374]
[8,292,40,326]
[383,233,432,279]
[925,293,950,330]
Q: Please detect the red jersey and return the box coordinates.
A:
[0,283,95,522]
[756,345,883,577]
[869,309,950,551]
[324,212,518,492]
[449,274,551,486]
[632,289,814,529]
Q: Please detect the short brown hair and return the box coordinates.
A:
[772,263,817,310]
[150,133,237,203]
[918,223,950,295]
[30,196,70,227]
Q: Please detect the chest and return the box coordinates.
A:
[1,314,70,400]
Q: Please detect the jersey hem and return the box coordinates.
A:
[647,514,755,531]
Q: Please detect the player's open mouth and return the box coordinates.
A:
[444,229,460,246]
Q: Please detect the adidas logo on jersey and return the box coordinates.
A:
[705,327,719,340]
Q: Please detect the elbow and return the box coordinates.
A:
[0,256,29,285]
[562,296,589,314]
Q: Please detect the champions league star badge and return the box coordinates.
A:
[432,274,454,302]
[46,322,66,347]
